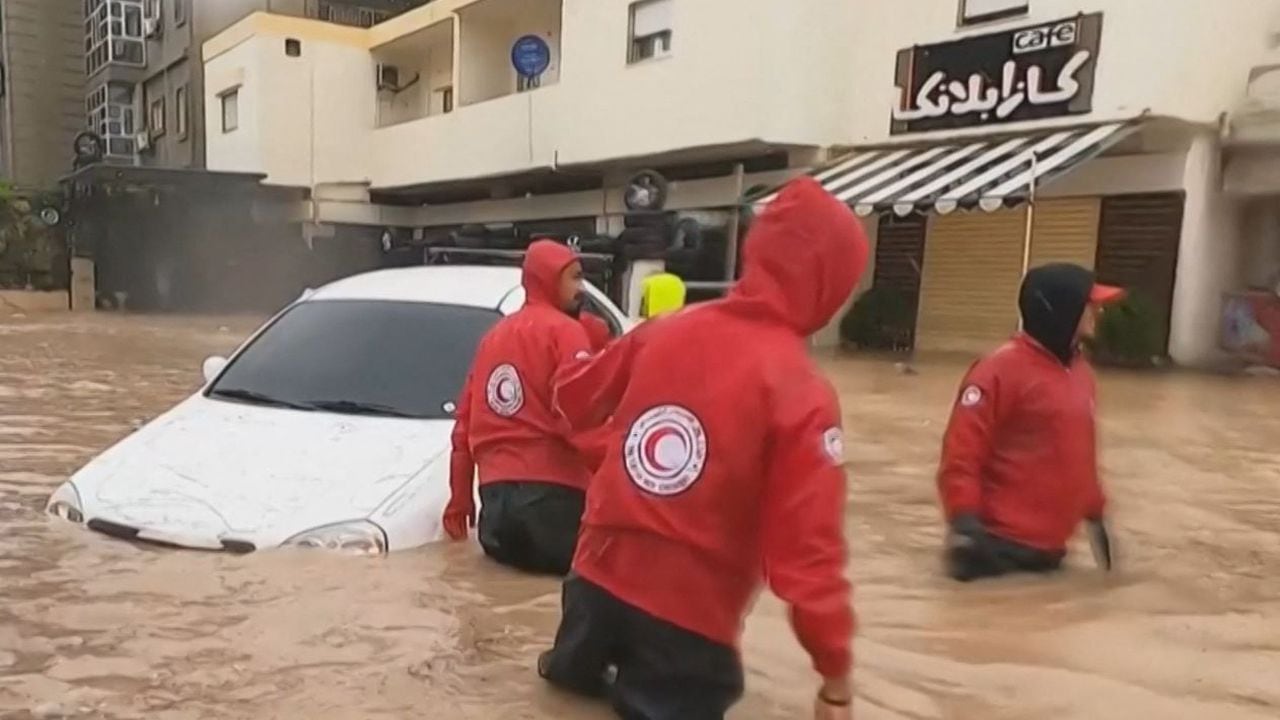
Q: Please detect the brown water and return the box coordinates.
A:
[2,313,1278,720]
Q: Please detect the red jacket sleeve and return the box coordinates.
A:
[761,383,855,679]
[937,364,1002,520]
[553,324,646,432]
[579,313,613,352]
[448,367,477,507]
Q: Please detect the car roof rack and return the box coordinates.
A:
[424,247,613,262]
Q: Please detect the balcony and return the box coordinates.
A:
[456,0,561,107]
[373,88,560,188]
[373,18,455,127]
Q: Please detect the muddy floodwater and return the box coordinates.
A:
[1,312,1279,720]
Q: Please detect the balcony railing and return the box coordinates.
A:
[304,0,400,28]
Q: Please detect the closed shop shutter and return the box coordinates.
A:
[1095,193,1185,353]
[869,214,927,349]
[916,208,1027,353]
[1030,197,1101,270]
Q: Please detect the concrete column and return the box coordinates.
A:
[1168,131,1244,367]
[70,258,96,312]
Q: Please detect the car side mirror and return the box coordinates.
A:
[202,356,229,384]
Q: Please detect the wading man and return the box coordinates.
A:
[443,239,595,576]
[538,178,867,720]
[938,262,1123,582]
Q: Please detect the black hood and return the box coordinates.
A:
[1019,263,1094,365]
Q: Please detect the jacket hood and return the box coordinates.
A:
[1019,263,1094,364]
[523,239,578,308]
[731,177,869,334]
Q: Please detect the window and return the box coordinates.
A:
[87,81,137,159]
[175,85,188,139]
[143,0,160,20]
[149,95,165,138]
[959,0,1029,25]
[440,86,454,114]
[173,0,186,26]
[84,0,147,76]
[285,38,302,57]
[221,89,239,133]
[628,0,673,63]
[207,301,501,420]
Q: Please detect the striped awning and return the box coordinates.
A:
[756,122,1137,217]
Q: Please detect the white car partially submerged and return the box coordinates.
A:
[46,265,628,554]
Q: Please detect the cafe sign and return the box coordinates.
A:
[891,13,1103,134]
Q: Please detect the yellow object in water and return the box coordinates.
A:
[640,272,687,319]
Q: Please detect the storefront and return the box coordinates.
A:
[768,11,1195,357]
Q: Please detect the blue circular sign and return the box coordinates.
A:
[511,35,551,78]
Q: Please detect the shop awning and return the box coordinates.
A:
[755,121,1137,217]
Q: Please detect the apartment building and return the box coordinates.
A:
[0,1,84,188]
[202,0,1280,365]
[84,0,432,168]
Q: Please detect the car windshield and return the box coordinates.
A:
[208,300,500,420]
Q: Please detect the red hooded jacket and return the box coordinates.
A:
[448,241,594,513]
[938,334,1106,552]
[552,178,867,678]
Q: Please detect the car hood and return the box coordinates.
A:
[71,395,452,548]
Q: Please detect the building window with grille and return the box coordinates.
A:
[221,89,239,133]
[149,96,166,138]
[175,85,188,139]
[85,0,147,76]
[87,82,138,159]
[959,0,1029,25]
[628,0,672,63]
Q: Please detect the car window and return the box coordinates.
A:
[208,300,500,419]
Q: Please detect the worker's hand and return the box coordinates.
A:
[442,500,475,541]
[814,677,853,720]
[1086,517,1113,571]
[947,513,988,549]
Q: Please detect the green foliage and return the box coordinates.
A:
[840,286,915,351]
[0,182,65,290]
[1086,291,1166,367]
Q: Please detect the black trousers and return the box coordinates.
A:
[947,531,1065,582]
[540,574,744,720]
[478,481,585,576]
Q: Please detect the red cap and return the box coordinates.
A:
[1090,284,1126,306]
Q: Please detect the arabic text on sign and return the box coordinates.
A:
[892,50,1090,123]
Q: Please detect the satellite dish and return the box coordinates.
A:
[39,207,61,226]
[623,169,669,212]
[73,131,104,164]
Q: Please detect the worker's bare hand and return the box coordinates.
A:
[815,678,852,720]
[814,696,852,720]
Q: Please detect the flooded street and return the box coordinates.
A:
[2,313,1278,720]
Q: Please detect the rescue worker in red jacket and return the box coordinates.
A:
[537,178,867,720]
[443,239,594,575]
[938,262,1124,582]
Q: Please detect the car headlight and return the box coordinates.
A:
[46,482,85,524]
[283,520,387,555]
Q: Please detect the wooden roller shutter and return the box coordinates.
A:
[869,213,927,349]
[1030,197,1101,270]
[1095,193,1185,353]
[916,208,1026,354]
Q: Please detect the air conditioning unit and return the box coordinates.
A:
[136,132,151,151]
[143,17,160,37]
[375,64,400,91]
